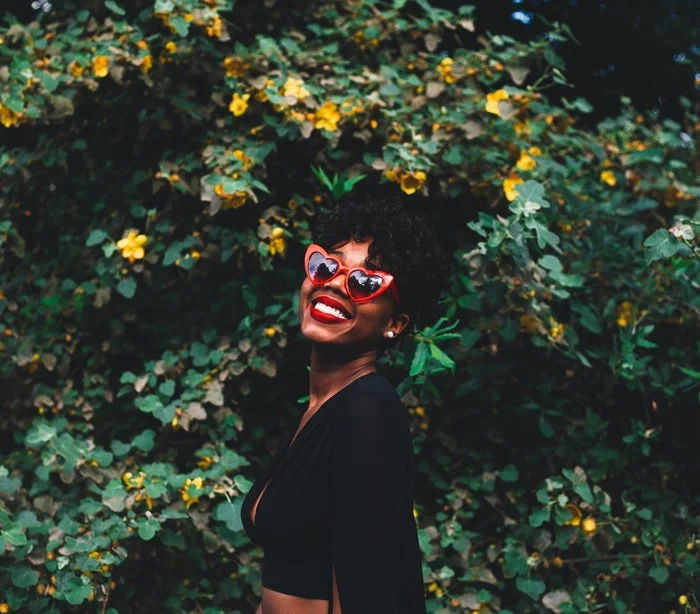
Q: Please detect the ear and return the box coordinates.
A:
[391,312,411,337]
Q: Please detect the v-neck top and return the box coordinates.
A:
[240,371,426,613]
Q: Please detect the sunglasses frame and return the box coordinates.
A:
[304,243,401,309]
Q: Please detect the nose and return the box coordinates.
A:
[323,270,348,298]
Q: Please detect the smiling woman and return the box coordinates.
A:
[240,197,451,613]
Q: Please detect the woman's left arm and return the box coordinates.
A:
[330,390,419,614]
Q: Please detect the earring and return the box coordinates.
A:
[384,331,395,338]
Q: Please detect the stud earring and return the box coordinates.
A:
[384,331,395,338]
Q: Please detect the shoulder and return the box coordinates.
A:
[335,373,407,429]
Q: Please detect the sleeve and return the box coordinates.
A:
[330,389,424,613]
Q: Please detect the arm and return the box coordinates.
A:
[330,390,420,613]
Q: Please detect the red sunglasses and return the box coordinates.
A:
[304,243,401,309]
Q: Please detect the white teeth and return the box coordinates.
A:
[314,301,350,319]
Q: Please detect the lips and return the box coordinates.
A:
[309,294,353,323]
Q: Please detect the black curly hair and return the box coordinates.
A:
[311,196,452,348]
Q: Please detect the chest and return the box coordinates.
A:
[246,413,335,543]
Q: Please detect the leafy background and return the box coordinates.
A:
[0,0,698,612]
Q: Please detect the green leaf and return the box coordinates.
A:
[538,254,562,272]
[63,576,92,605]
[409,343,429,376]
[170,16,190,37]
[132,430,155,452]
[500,464,519,482]
[86,229,107,246]
[679,366,700,379]
[528,507,550,527]
[428,343,455,372]
[158,379,176,397]
[2,526,27,546]
[0,476,21,495]
[116,277,137,299]
[26,422,56,447]
[516,575,546,600]
[649,565,669,584]
[643,228,680,263]
[11,566,38,588]
[104,0,126,15]
[137,518,160,540]
[215,500,243,532]
[442,146,462,165]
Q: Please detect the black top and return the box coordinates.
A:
[240,371,426,613]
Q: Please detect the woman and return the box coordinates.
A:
[240,197,451,613]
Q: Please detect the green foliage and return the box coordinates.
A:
[1,0,698,612]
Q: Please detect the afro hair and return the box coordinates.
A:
[311,196,452,347]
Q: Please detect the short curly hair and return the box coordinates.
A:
[311,196,452,348]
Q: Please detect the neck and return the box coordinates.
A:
[308,344,379,410]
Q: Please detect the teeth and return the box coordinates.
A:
[314,301,350,319]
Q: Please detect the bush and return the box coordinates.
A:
[0,1,698,612]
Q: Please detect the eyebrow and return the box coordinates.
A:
[328,249,376,270]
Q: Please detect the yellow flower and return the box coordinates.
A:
[0,104,24,128]
[206,16,222,38]
[513,120,531,136]
[165,41,177,54]
[383,168,399,182]
[181,477,204,508]
[0,603,9,613]
[399,170,427,195]
[263,327,277,338]
[140,54,153,74]
[197,455,213,469]
[136,40,148,50]
[485,89,509,116]
[678,595,688,606]
[269,228,286,257]
[581,516,597,534]
[436,57,457,84]
[549,320,565,341]
[215,185,248,209]
[68,60,84,78]
[502,173,523,201]
[528,146,542,156]
[600,169,617,186]
[228,92,250,117]
[232,149,253,170]
[122,471,146,489]
[223,56,249,77]
[92,55,110,78]
[516,151,537,171]
[414,406,425,418]
[427,582,444,597]
[617,301,633,327]
[116,230,148,263]
[283,77,310,100]
[88,551,101,559]
[314,101,341,131]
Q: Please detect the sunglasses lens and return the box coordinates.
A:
[308,251,338,282]
[348,270,384,300]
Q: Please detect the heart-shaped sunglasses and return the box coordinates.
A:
[304,243,401,308]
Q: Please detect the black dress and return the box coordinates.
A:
[240,371,426,613]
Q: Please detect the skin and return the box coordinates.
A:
[257,238,410,614]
